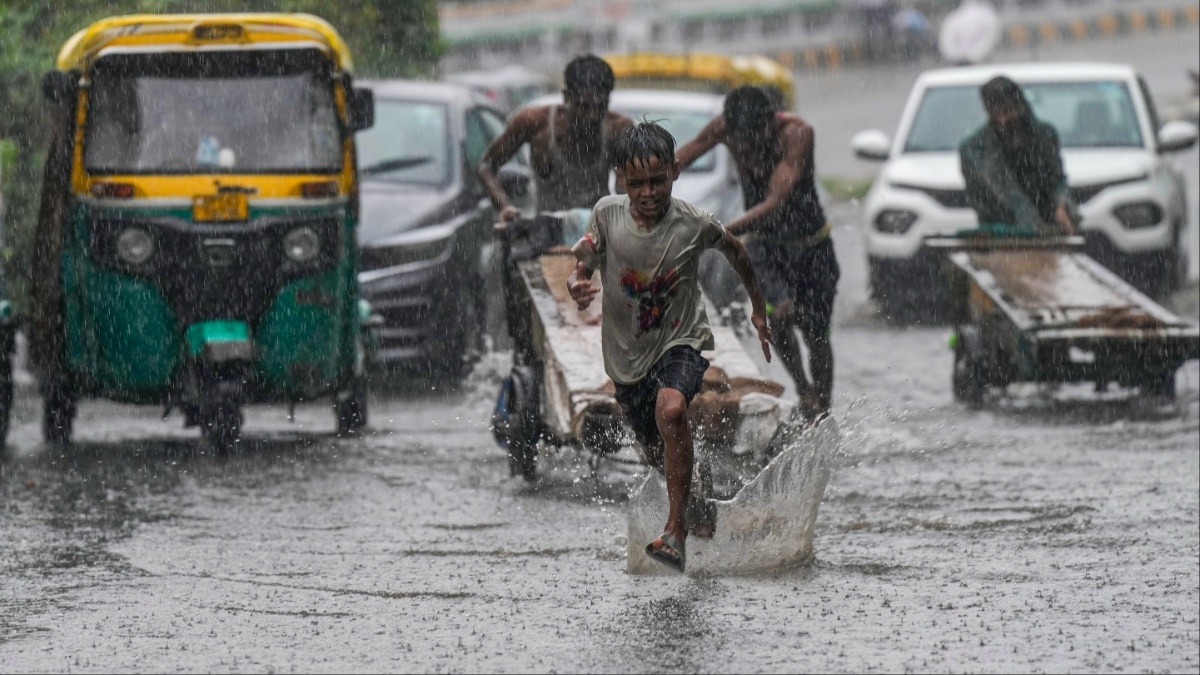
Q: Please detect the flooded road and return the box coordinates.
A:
[3,29,1199,675]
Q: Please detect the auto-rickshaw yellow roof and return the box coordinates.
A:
[603,52,744,90]
[730,55,796,107]
[55,13,354,72]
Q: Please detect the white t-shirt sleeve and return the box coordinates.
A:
[699,212,729,250]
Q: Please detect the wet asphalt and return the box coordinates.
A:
[2,28,1198,675]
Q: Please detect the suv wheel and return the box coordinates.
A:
[1169,222,1189,292]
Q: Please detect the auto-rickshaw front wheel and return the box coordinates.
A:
[335,376,368,436]
[200,403,243,452]
[42,377,76,445]
[0,355,12,449]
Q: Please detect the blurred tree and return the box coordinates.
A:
[0,0,441,310]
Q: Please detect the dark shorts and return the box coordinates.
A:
[746,237,840,341]
[614,345,710,452]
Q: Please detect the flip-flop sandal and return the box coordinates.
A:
[645,533,686,573]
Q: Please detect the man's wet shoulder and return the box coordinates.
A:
[513,104,553,129]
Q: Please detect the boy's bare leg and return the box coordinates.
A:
[656,388,693,540]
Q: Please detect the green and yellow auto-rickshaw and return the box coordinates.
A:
[32,13,376,447]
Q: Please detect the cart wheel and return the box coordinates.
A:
[201,404,243,452]
[507,366,540,481]
[335,375,369,436]
[580,411,622,458]
[0,357,12,449]
[1143,368,1177,401]
[42,376,76,445]
[952,325,985,408]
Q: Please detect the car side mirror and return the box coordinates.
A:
[348,87,374,132]
[1158,120,1198,153]
[851,129,891,161]
[497,164,532,200]
[42,70,77,105]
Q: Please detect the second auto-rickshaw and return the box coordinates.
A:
[32,13,376,447]
[603,51,796,110]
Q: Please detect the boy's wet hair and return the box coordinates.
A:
[724,85,774,137]
[612,121,676,171]
[980,75,1028,113]
[564,54,615,95]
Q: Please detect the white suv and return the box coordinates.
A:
[852,62,1198,315]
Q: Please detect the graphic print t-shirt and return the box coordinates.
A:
[571,195,728,385]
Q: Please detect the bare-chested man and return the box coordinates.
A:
[477,54,634,218]
[677,85,840,419]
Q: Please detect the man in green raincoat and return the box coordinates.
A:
[960,75,1077,235]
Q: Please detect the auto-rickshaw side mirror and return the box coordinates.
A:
[42,70,77,105]
[349,87,375,132]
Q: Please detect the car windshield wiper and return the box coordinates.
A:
[361,156,433,176]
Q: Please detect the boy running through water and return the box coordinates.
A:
[567,122,773,573]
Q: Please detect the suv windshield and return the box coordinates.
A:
[903,80,1144,152]
[355,100,452,185]
[85,49,342,174]
[616,108,717,172]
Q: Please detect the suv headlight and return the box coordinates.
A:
[284,226,321,262]
[874,209,918,234]
[1112,202,1163,229]
[116,228,155,265]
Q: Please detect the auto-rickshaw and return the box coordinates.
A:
[0,144,12,449]
[603,51,743,96]
[0,258,12,450]
[32,14,376,448]
[603,51,795,110]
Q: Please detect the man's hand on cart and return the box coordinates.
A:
[1053,203,1076,236]
[751,311,772,363]
[567,262,600,311]
[498,204,521,223]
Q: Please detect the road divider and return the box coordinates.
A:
[774,2,1199,72]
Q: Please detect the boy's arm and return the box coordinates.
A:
[723,122,810,237]
[566,262,598,310]
[717,233,773,363]
[477,107,539,222]
[568,208,605,310]
[676,115,725,171]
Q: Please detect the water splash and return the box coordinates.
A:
[626,415,839,576]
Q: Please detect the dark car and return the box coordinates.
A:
[356,80,530,380]
[444,64,555,115]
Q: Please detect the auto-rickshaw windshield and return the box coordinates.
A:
[84,48,343,174]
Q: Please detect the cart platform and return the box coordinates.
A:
[931,235,1199,404]
[493,213,795,479]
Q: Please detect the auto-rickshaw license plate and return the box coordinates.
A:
[193,192,249,222]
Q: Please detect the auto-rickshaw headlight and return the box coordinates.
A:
[117,228,155,265]
[284,226,321,262]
